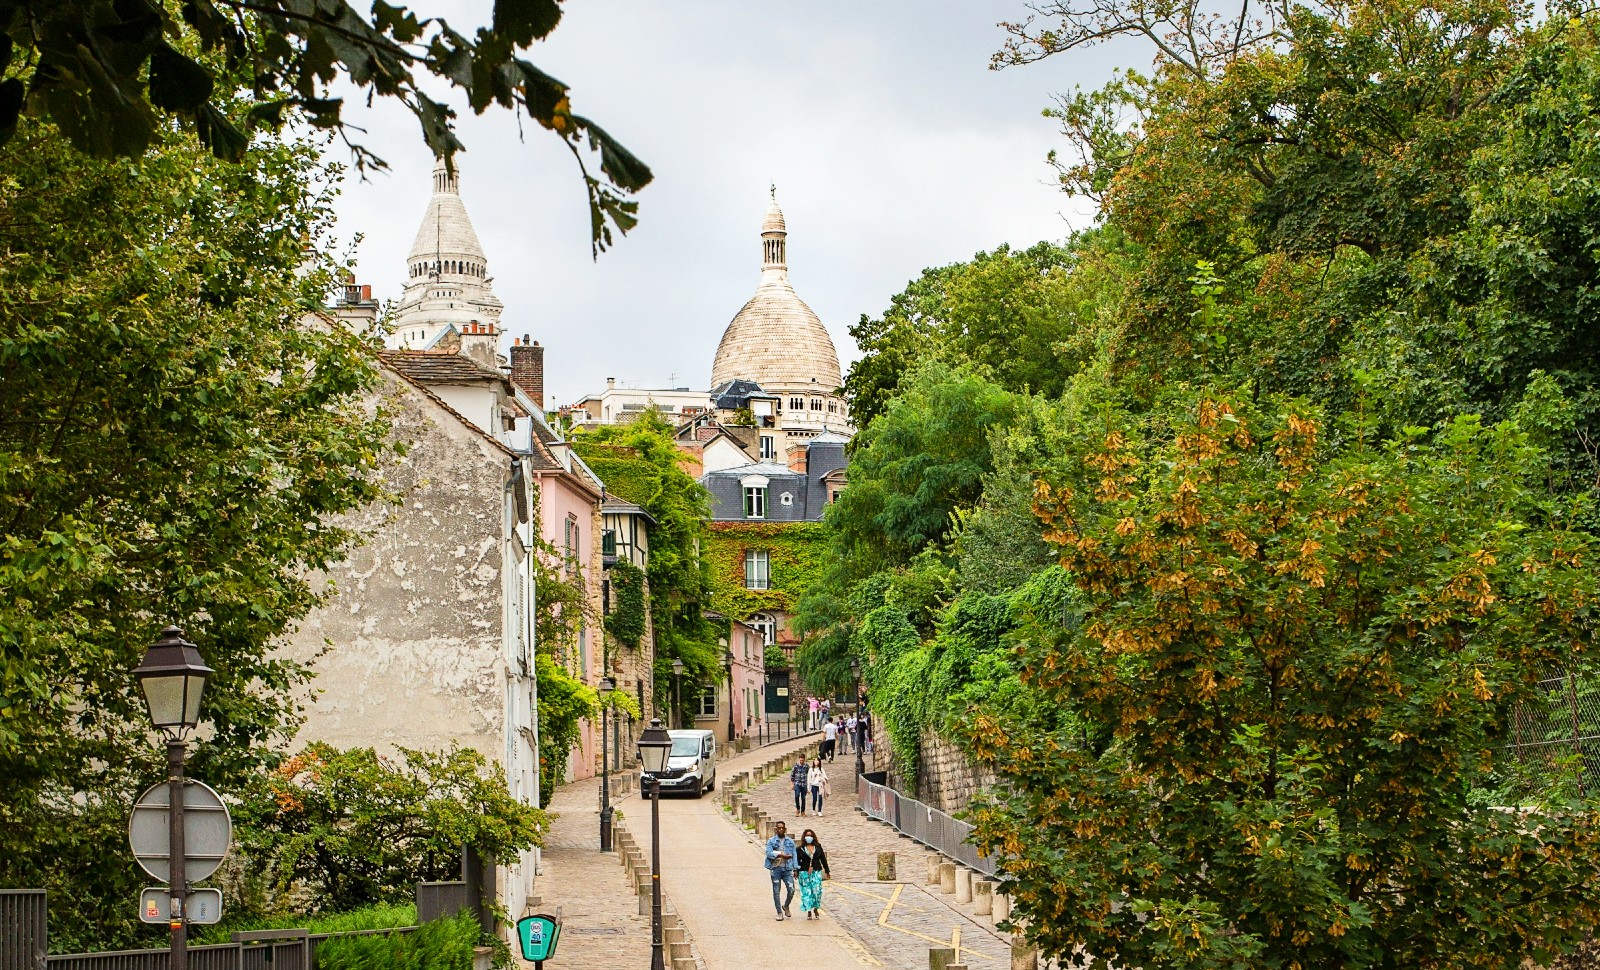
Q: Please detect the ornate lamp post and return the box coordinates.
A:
[599,675,616,852]
[133,626,213,970]
[721,636,735,744]
[637,719,672,970]
[850,659,865,778]
[670,658,684,730]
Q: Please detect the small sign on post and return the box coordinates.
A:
[516,914,561,967]
[139,888,223,925]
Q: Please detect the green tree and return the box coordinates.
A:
[963,390,1600,969]
[0,0,651,253]
[828,361,1018,577]
[233,742,547,914]
[0,120,390,950]
[842,242,1087,426]
[572,412,719,712]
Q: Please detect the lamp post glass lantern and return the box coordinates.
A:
[599,676,616,852]
[637,719,672,970]
[134,626,213,970]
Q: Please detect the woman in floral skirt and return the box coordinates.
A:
[795,828,831,919]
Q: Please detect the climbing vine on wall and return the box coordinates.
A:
[703,522,830,620]
[604,559,647,649]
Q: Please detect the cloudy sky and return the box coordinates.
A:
[329,1,1130,408]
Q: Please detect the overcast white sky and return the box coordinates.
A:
[329,1,1129,407]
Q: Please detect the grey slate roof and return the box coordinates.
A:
[700,444,846,522]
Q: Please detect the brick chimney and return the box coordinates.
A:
[786,441,808,474]
[510,334,544,405]
[331,274,379,336]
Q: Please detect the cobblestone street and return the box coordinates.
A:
[532,732,1016,970]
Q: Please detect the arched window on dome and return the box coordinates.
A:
[810,398,823,411]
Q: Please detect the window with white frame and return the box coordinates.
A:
[760,435,775,460]
[744,549,770,590]
[744,486,766,519]
[750,612,777,645]
[695,688,717,717]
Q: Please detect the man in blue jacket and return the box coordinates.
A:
[765,820,798,920]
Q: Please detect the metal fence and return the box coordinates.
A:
[1,891,47,970]
[5,876,466,970]
[857,776,997,877]
[1508,664,1600,794]
[753,718,811,747]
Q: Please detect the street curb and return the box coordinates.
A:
[612,816,707,970]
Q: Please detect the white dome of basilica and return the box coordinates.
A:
[710,192,842,393]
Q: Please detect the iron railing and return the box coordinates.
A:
[857,776,997,877]
[752,718,812,747]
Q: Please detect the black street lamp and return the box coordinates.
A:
[850,659,865,778]
[598,675,616,852]
[133,626,213,970]
[670,658,684,730]
[721,636,735,744]
[637,718,672,970]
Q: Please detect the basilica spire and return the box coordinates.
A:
[761,185,787,275]
[389,155,504,350]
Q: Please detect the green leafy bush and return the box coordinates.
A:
[313,912,479,970]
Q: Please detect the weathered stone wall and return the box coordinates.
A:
[282,370,511,760]
[916,732,996,813]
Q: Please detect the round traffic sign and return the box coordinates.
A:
[128,780,232,884]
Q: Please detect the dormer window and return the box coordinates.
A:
[744,486,767,519]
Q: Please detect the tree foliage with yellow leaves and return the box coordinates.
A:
[960,390,1600,969]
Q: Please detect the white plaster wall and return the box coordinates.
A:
[284,371,512,762]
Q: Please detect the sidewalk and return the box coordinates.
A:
[535,774,652,969]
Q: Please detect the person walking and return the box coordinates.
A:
[765,821,799,920]
[843,713,857,753]
[822,717,838,761]
[796,828,831,920]
[809,757,830,816]
[856,712,869,759]
[790,756,811,816]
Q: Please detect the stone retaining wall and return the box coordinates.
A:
[886,729,997,815]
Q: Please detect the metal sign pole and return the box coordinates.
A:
[166,738,187,970]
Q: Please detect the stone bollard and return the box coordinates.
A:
[949,966,969,970]
[877,851,897,881]
[673,958,697,970]
[1009,935,1037,970]
[665,928,686,946]
[926,856,942,886]
[973,881,993,916]
[992,891,1011,924]
[638,889,651,916]
[955,868,972,904]
[928,947,958,970]
[669,941,693,962]
[938,862,957,895]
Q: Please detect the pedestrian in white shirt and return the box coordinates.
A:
[822,717,838,761]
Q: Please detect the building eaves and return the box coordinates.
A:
[379,348,506,386]
[377,357,519,459]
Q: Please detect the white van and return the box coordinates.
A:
[641,729,717,798]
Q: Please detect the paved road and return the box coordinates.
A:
[614,735,875,970]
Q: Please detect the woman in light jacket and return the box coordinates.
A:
[796,828,831,919]
[809,757,830,816]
